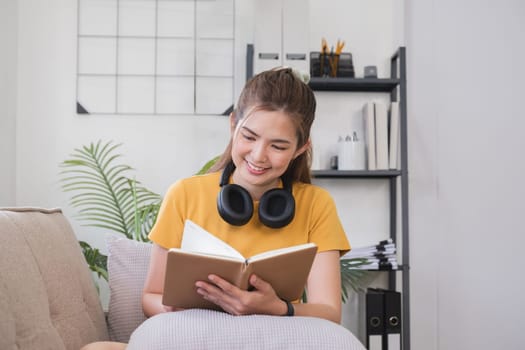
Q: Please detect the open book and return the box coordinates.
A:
[162,220,318,310]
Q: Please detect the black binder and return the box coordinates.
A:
[382,289,402,350]
[365,289,385,350]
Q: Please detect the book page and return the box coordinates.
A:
[169,248,244,263]
[180,219,245,261]
[248,242,317,262]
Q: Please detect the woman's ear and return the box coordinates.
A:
[293,139,311,159]
[229,112,237,134]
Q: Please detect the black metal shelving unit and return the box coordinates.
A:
[309,47,410,350]
[308,77,400,92]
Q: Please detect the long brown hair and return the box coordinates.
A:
[209,67,316,183]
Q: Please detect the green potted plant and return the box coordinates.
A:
[60,140,369,301]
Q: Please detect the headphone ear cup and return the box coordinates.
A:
[258,189,295,228]
[217,184,254,226]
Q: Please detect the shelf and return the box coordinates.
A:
[308,77,400,92]
[311,47,409,350]
[312,169,401,179]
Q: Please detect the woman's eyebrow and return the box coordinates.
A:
[241,126,292,144]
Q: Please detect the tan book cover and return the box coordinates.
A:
[162,220,318,310]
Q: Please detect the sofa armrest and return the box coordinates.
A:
[0,207,109,350]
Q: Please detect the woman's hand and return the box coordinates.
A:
[195,274,288,316]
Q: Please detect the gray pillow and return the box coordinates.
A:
[106,236,152,343]
[106,236,365,349]
[127,310,366,350]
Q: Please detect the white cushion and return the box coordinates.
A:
[127,310,365,350]
[106,236,152,343]
[106,236,365,349]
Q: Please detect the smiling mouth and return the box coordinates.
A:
[246,161,268,173]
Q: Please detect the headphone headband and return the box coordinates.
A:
[219,161,236,187]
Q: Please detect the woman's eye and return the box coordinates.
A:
[242,134,255,141]
[272,145,287,151]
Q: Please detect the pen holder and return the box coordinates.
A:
[310,51,355,78]
[338,139,365,170]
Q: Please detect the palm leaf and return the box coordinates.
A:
[60,141,131,236]
[340,257,371,302]
[60,140,161,241]
[127,178,161,241]
[79,240,108,281]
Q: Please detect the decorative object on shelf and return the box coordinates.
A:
[364,65,378,78]
[310,38,354,78]
[337,132,366,171]
[330,155,339,170]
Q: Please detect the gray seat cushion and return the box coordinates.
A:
[106,235,365,349]
[127,309,366,350]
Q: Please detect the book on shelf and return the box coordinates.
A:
[374,102,389,170]
[389,101,400,169]
[162,220,318,310]
[343,240,396,255]
[341,238,398,270]
[363,101,376,170]
[357,261,398,270]
[345,238,394,253]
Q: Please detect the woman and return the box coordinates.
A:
[143,67,350,322]
[82,67,351,350]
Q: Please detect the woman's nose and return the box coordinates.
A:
[251,141,267,162]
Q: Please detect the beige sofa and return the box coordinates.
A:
[0,207,365,350]
[0,208,108,349]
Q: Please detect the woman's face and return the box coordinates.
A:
[230,109,307,198]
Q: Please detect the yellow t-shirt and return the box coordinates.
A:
[149,171,350,258]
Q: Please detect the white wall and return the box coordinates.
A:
[0,0,17,206]
[14,0,230,239]
[407,0,525,349]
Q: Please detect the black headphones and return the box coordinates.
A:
[217,162,295,228]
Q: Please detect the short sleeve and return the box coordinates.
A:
[148,180,187,249]
[307,188,350,255]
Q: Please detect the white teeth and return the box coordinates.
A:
[247,162,265,171]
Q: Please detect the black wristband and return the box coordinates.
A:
[281,298,294,316]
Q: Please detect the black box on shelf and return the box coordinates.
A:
[310,51,355,78]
